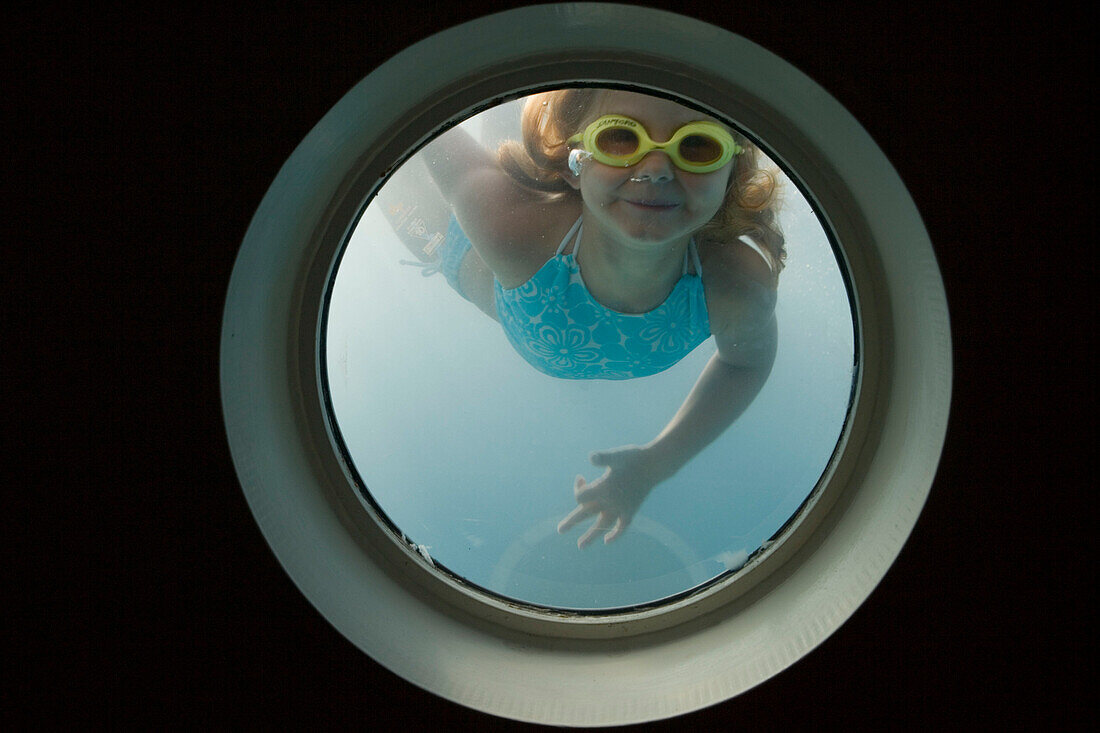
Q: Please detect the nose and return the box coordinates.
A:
[631,150,675,182]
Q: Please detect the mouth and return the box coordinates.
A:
[625,200,680,211]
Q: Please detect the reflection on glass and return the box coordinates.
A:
[325,88,855,611]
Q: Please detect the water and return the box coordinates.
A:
[324,100,855,611]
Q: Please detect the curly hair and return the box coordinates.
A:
[497,88,786,276]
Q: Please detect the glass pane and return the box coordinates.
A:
[324,88,856,611]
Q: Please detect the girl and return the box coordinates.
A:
[385,88,785,548]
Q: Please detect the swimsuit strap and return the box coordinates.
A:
[555,217,584,256]
[737,235,775,273]
[687,237,703,277]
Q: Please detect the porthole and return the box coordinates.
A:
[221,4,950,725]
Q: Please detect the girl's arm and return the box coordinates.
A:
[418,125,501,203]
[646,316,777,473]
[418,100,523,198]
[417,125,560,285]
[558,255,778,548]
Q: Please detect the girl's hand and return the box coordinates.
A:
[556,446,673,549]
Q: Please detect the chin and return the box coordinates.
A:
[621,224,690,246]
[617,213,696,244]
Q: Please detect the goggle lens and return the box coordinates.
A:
[678,134,723,165]
[594,128,640,157]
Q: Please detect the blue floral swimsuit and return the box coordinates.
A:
[441,215,711,380]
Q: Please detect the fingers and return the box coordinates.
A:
[561,468,637,548]
[589,450,611,467]
[578,514,630,548]
[603,516,627,544]
[572,474,586,499]
[573,473,607,504]
[577,514,607,549]
[557,502,596,534]
[589,445,639,467]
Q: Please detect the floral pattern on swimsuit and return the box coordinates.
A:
[493,219,711,380]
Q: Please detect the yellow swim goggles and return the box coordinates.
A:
[568,115,742,173]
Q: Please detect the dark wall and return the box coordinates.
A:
[8,2,1087,729]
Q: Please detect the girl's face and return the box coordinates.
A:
[567,90,734,248]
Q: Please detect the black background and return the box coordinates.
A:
[7,1,1090,729]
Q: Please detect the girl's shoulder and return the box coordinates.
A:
[698,236,778,336]
[464,186,582,289]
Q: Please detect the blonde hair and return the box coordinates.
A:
[498,88,786,275]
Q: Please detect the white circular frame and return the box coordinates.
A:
[220,3,950,726]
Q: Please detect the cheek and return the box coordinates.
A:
[580,169,627,201]
[683,176,729,213]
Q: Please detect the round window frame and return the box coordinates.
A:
[321,78,864,624]
[220,4,950,726]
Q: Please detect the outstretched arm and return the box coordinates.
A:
[559,309,777,548]
[378,101,525,261]
[415,120,560,287]
[376,152,453,262]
